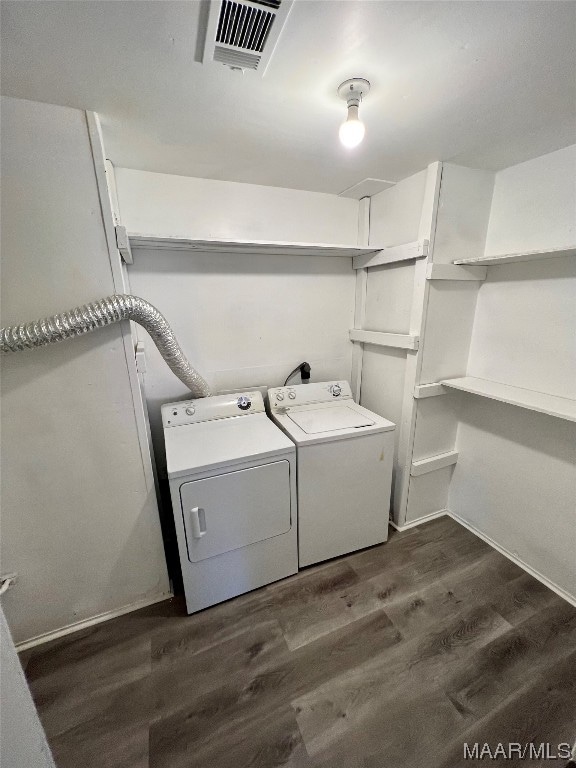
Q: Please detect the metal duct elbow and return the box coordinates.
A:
[0,294,211,398]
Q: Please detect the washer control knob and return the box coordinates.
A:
[276,393,284,401]
[185,406,195,416]
[288,391,296,400]
[237,396,251,411]
[330,384,342,397]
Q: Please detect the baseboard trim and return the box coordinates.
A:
[390,509,447,532]
[448,510,576,608]
[16,592,173,652]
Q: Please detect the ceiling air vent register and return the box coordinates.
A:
[203,0,293,74]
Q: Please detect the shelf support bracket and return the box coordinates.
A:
[115,225,133,264]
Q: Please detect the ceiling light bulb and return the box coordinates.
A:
[339,105,365,148]
[337,78,370,150]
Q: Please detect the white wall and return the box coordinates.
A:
[368,169,428,248]
[449,145,576,602]
[450,398,576,600]
[467,257,576,399]
[485,144,576,255]
[115,168,359,244]
[0,606,55,768]
[114,168,358,476]
[432,163,494,264]
[360,347,407,455]
[0,97,170,645]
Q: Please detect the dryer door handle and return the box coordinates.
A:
[190,507,206,539]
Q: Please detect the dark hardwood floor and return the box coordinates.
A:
[21,516,576,768]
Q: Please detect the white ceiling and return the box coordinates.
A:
[2,1,575,194]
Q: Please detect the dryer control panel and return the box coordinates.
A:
[268,381,353,411]
[162,391,264,428]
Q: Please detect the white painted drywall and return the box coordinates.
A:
[0,97,170,645]
[364,262,414,334]
[360,347,407,456]
[433,164,494,264]
[406,467,455,525]
[114,168,359,244]
[468,147,576,399]
[449,147,576,602]
[419,281,480,384]
[467,258,576,399]
[449,398,576,601]
[411,397,458,462]
[484,144,576,256]
[368,170,427,247]
[0,606,56,767]
[127,248,356,476]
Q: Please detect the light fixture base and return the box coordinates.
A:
[337,78,371,105]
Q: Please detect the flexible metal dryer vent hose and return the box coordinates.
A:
[0,294,211,398]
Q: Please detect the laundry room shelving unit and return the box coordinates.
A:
[440,377,576,422]
[350,162,500,530]
[426,264,487,281]
[352,238,429,268]
[348,330,419,350]
[439,148,576,606]
[400,159,576,549]
[349,162,454,531]
[419,241,576,412]
[126,233,386,259]
[452,243,576,267]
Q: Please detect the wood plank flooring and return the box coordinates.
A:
[21,516,576,768]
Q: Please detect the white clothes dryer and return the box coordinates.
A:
[268,381,395,567]
[162,391,297,613]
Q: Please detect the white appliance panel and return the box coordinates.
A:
[287,405,374,434]
[164,413,294,478]
[269,381,352,410]
[297,432,394,566]
[162,391,265,428]
[180,461,291,562]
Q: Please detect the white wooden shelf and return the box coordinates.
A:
[352,239,428,270]
[128,233,384,259]
[453,244,576,267]
[410,451,459,477]
[349,329,419,351]
[426,264,486,281]
[413,383,447,399]
[441,376,576,423]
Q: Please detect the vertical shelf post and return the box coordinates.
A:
[393,162,442,526]
[351,197,370,402]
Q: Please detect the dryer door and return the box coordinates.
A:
[179,461,292,562]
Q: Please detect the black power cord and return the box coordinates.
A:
[284,362,311,386]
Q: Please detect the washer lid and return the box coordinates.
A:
[287,405,374,434]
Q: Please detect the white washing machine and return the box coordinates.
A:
[268,381,395,567]
[162,391,298,614]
